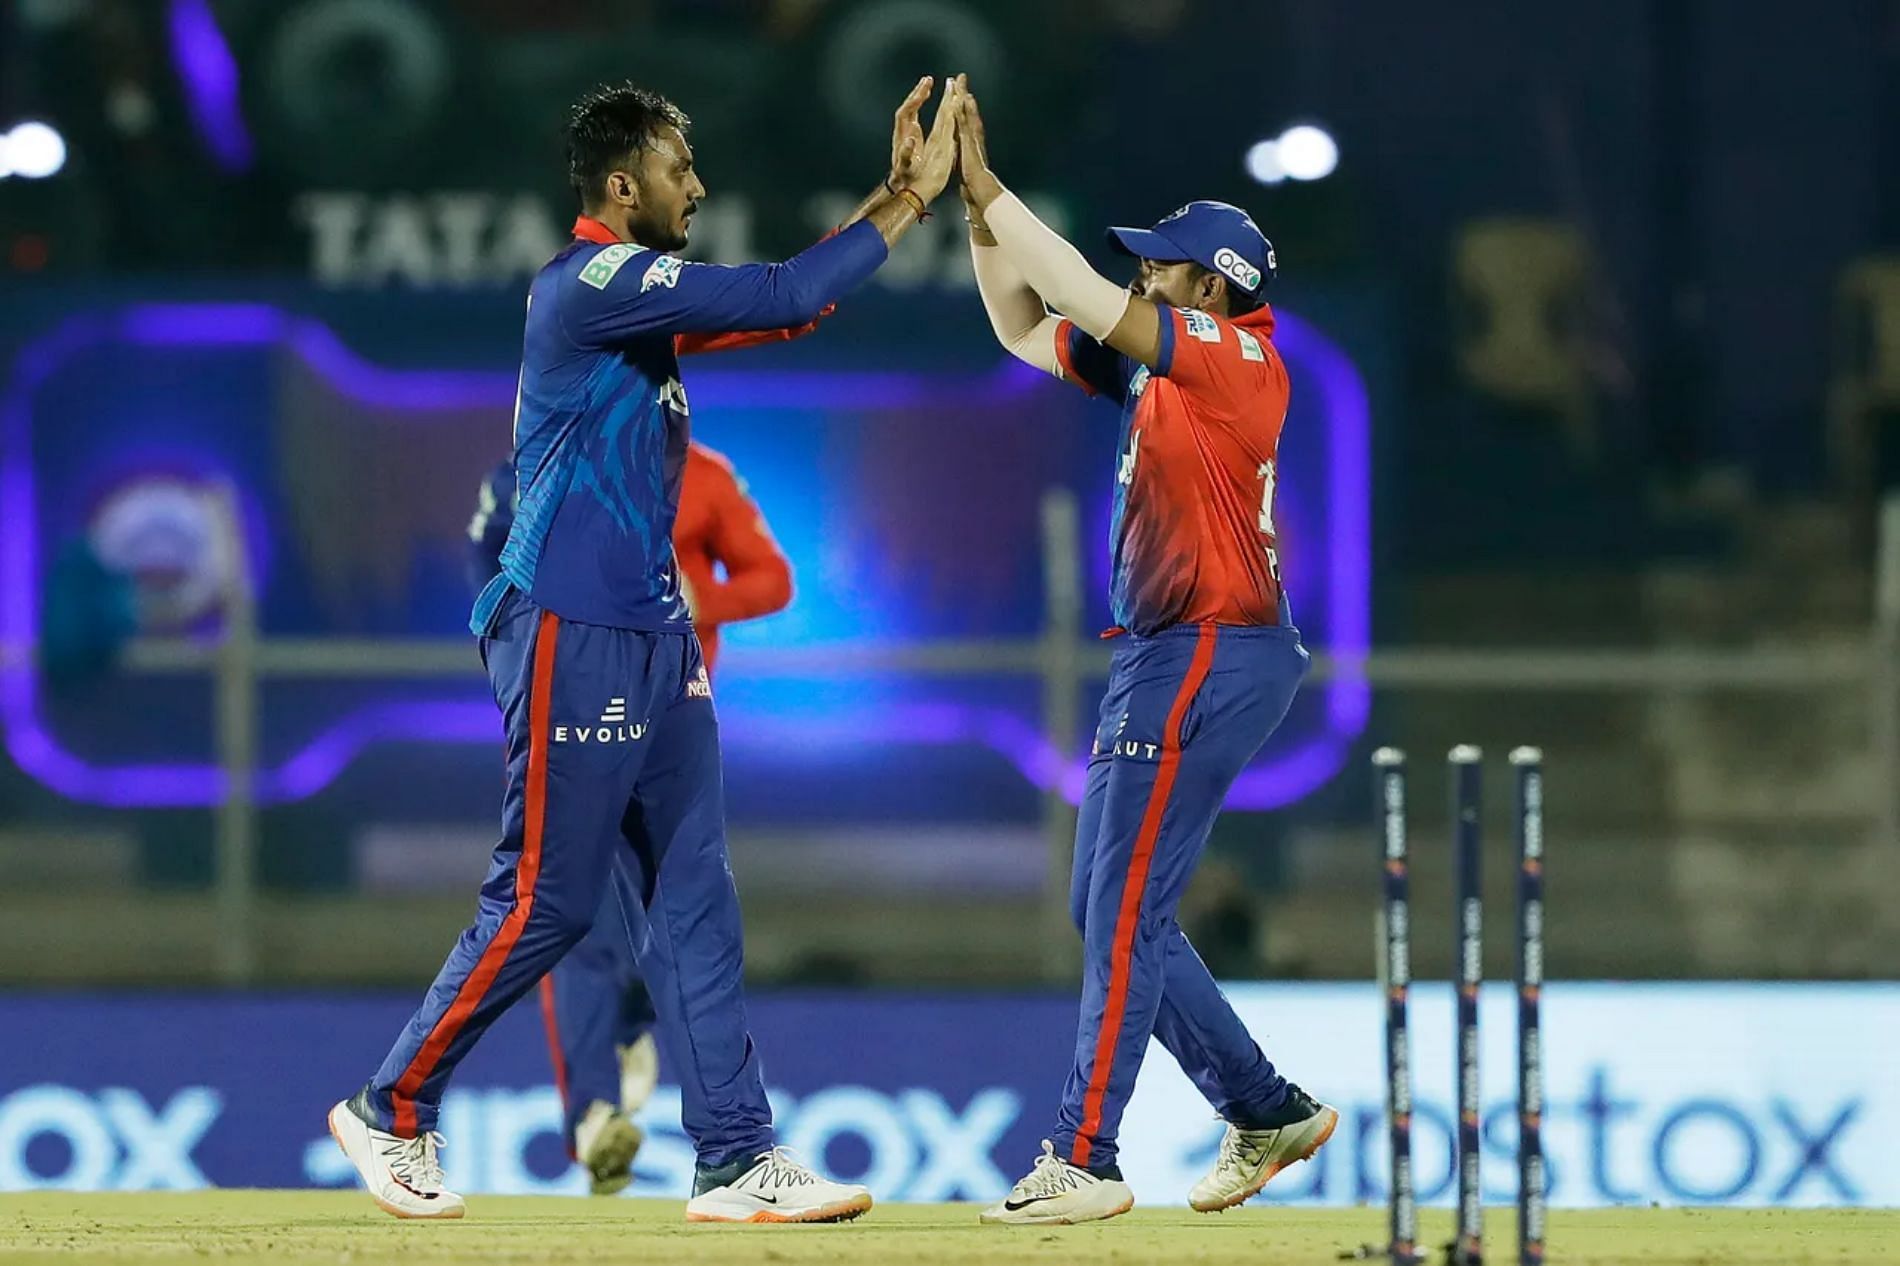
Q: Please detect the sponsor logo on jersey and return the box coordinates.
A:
[687,666,712,699]
[1236,329,1266,362]
[578,244,638,290]
[1184,310,1222,343]
[1129,366,1151,398]
[641,254,684,292]
[1213,247,1263,293]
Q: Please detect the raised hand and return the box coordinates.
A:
[957,82,989,178]
[907,73,965,202]
[889,75,931,189]
[958,81,1003,210]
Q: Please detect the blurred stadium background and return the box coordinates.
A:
[2,0,1898,1223]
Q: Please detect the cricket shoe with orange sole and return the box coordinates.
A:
[1189,1083,1339,1212]
[328,1091,466,1219]
[683,1147,873,1223]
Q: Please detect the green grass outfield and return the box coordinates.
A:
[3,1193,1894,1266]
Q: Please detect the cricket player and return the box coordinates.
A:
[952,84,1337,1224]
[328,74,963,1222]
[468,441,794,1195]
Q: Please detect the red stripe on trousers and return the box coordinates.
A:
[539,976,570,1109]
[391,609,560,1136]
[1071,624,1219,1168]
[538,976,576,1159]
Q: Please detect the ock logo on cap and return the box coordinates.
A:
[1214,247,1263,292]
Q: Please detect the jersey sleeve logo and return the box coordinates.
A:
[1235,328,1266,362]
[640,254,685,292]
[1183,310,1222,344]
[578,243,638,290]
[1129,365,1152,398]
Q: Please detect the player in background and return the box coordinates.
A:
[467,442,793,1195]
[952,82,1337,1225]
[328,75,964,1223]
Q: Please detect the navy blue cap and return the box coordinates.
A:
[1106,201,1277,296]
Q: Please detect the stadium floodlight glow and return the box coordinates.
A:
[1276,124,1338,182]
[4,122,67,179]
[1245,139,1287,185]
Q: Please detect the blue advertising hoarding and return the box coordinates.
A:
[3,983,1893,1207]
[2,296,1373,826]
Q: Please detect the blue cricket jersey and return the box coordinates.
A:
[467,460,516,595]
[471,215,887,634]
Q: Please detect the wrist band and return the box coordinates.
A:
[896,187,931,221]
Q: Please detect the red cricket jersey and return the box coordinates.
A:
[1055,304,1291,635]
[672,442,793,672]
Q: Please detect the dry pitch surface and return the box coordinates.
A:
[3,1193,1894,1266]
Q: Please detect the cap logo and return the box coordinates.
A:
[1214,247,1263,292]
[1160,204,1193,223]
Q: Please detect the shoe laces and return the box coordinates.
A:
[1014,1140,1088,1199]
[744,1146,822,1191]
[1216,1123,1271,1173]
[382,1131,448,1191]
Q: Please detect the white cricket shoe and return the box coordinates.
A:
[1189,1087,1340,1212]
[618,1032,659,1115]
[574,1099,643,1196]
[328,1097,466,1219]
[684,1147,873,1223]
[979,1140,1134,1226]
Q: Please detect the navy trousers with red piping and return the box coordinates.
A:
[363,590,771,1167]
[1054,621,1308,1171]
[537,860,658,1152]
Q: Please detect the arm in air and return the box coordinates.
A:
[956,88,1169,372]
[966,187,1064,378]
[676,307,831,357]
[569,78,966,348]
[566,225,884,346]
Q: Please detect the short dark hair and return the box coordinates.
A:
[565,83,690,205]
[1198,264,1265,317]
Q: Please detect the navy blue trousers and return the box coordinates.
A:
[536,864,658,1151]
[364,593,770,1166]
[1054,622,1308,1170]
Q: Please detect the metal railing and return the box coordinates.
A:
[18,491,1900,983]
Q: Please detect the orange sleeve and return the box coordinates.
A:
[675,305,833,357]
[691,459,793,627]
[675,230,840,356]
[1051,318,1103,397]
[1159,308,1288,421]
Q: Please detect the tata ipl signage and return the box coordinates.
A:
[2,984,1891,1206]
